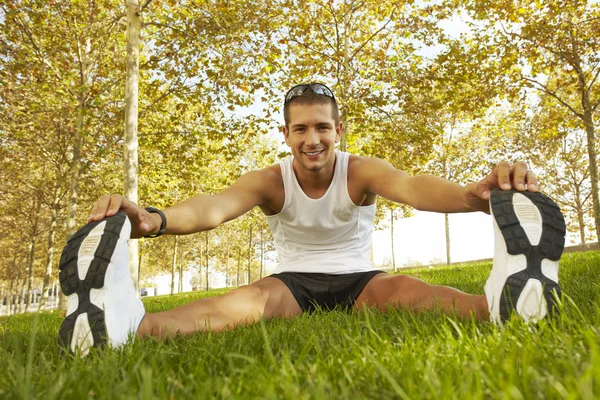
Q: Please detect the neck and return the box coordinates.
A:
[292,152,337,191]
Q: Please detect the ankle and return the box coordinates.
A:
[136,313,153,338]
[480,296,490,320]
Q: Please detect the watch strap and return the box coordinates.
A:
[144,207,167,238]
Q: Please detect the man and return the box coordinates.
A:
[58,83,565,355]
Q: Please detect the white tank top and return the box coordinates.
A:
[266,151,377,274]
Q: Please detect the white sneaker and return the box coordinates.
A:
[485,189,565,323]
[58,212,145,355]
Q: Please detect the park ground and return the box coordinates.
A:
[1,251,599,399]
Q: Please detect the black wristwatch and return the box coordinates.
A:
[144,207,167,238]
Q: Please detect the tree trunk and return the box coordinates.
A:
[259,228,264,279]
[17,256,26,314]
[339,2,350,151]
[60,37,90,311]
[237,246,241,286]
[199,235,203,289]
[445,213,451,265]
[7,278,14,317]
[577,208,586,245]
[247,225,253,285]
[170,236,178,295]
[225,242,231,287]
[40,188,60,310]
[582,113,599,239]
[0,283,4,317]
[573,185,587,245]
[25,198,42,312]
[391,209,396,272]
[124,0,141,296]
[178,249,183,293]
[205,231,209,291]
[137,241,144,290]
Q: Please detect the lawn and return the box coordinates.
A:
[1,251,599,399]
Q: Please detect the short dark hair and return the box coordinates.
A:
[283,89,340,127]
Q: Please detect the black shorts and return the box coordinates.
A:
[269,270,386,312]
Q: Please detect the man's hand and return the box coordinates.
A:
[464,161,539,213]
[88,194,162,238]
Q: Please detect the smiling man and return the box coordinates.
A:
[58,83,566,355]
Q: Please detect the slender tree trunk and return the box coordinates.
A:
[0,283,4,317]
[225,242,231,287]
[577,209,586,245]
[25,198,42,312]
[40,188,60,310]
[205,231,209,291]
[237,246,241,286]
[339,2,350,151]
[138,243,143,289]
[17,256,26,314]
[445,213,451,265]
[573,186,587,245]
[582,115,599,238]
[124,0,141,295]
[6,253,17,316]
[247,225,253,285]
[7,278,14,317]
[260,228,264,279]
[60,35,90,311]
[170,236,178,295]
[178,250,183,293]
[391,209,396,272]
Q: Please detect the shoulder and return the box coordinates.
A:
[241,164,282,185]
[348,154,395,178]
[260,163,283,183]
[241,164,283,195]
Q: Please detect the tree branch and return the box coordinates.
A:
[286,33,330,59]
[11,12,68,90]
[350,6,397,60]
[587,62,600,92]
[499,21,572,65]
[521,75,584,119]
[141,0,155,11]
[142,21,188,37]
[316,22,337,54]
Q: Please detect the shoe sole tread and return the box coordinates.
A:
[58,212,127,353]
[490,189,565,320]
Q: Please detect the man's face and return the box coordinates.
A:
[283,103,342,173]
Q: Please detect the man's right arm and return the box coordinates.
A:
[88,169,272,238]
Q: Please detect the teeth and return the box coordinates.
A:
[305,151,322,156]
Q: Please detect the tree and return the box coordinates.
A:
[447,0,600,237]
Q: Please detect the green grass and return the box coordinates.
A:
[1,252,599,399]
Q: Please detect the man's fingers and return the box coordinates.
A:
[138,210,152,232]
[88,195,110,222]
[466,181,491,200]
[106,194,124,216]
[512,161,528,190]
[496,161,512,190]
[526,169,539,191]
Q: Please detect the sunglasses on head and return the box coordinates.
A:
[284,83,336,104]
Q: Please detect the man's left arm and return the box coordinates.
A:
[356,157,539,214]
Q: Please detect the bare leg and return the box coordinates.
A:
[354,273,489,320]
[137,277,302,339]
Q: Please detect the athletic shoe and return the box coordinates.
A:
[58,212,145,355]
[485,189,565,323]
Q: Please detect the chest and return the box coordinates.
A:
[260,174,376,216]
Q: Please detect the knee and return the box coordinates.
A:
[237,284,268,312]
[389,275,430,302]
[390,274,414,292]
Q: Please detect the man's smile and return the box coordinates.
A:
[302,149,325,157]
